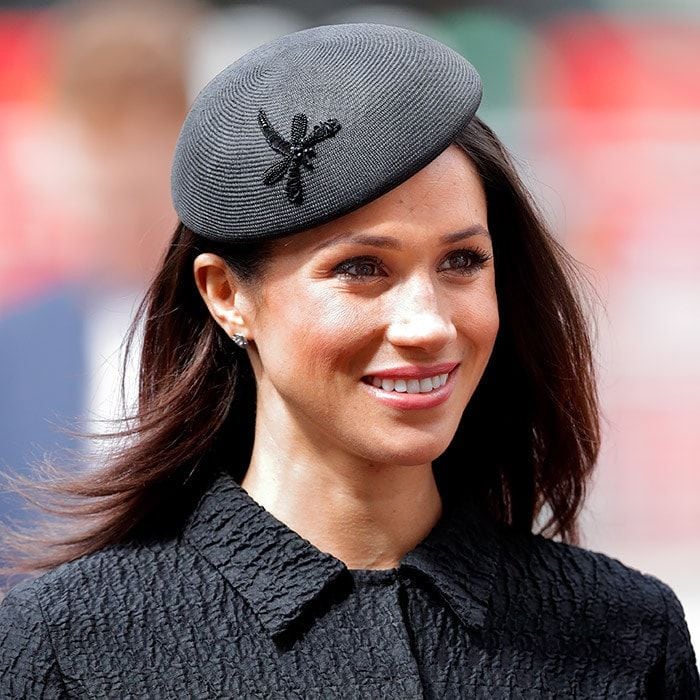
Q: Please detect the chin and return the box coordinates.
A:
[359,433,453,466]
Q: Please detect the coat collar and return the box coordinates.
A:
[183,468,502,642]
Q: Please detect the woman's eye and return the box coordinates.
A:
[439,247,492,274]
[333,256,385,281]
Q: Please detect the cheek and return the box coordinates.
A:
[454,283,500,349]
[261,284,373,376]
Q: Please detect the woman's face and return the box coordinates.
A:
[221,144,497,466]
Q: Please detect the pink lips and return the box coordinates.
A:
[360,364,459,410]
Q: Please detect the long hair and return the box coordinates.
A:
[0,116,603,583]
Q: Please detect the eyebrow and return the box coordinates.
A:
[311,224,491,254]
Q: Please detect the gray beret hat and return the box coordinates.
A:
[171,22,482,243]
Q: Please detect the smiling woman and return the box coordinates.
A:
[1,22,698,699]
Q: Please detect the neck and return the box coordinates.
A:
[239,415,443,570]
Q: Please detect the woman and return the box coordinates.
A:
[1,23,698,698]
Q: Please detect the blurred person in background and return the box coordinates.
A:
[0,21,698,697]
[0,0,195,548]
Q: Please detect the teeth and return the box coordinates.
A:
[369,372,449,394]
[419,377,433,392]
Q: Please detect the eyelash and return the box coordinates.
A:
[332,247,493,282]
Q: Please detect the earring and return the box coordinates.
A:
[231,333,249,348]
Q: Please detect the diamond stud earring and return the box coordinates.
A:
[231,333,249,348]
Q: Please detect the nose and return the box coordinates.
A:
[384,273,456,353]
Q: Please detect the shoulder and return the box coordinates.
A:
[1,535,185,619]
[493,526,700,696]
[0,535,195,654]
[0,536,206,695]
[497,525,671,612]
[0,577,68,694]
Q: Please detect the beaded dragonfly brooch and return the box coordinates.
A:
[258,109,341,204]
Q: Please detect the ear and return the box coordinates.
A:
[193,253,254,341]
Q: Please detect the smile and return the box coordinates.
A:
[360,366,459,410]
[362,373,449,394]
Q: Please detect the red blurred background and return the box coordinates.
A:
[0,0,698,653]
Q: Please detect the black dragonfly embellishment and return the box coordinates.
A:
[258,108,341,204]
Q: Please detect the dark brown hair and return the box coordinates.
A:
[0,116,603,585]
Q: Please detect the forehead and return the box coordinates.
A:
[273,145,487,256]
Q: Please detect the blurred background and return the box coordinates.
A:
[0,0,698,654]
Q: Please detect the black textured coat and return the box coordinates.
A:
[1,468,698,698]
